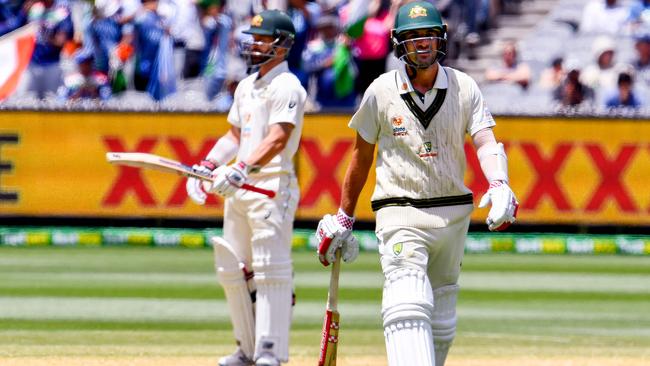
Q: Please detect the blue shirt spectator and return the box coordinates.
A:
[302,15,356,109]
[202,10,233,99]
[59,48,112,101]
[28,0,74,66]
[132,0,165,91]
[287,0,320,88]
[0,0,27,36]
[604,72,642,108]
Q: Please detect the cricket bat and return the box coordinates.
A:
[106,152,275,198]
[318,244,341,366]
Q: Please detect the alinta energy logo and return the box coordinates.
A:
[391,116,408,136]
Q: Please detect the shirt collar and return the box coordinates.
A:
[255,61,289,86]
[396,62,448,94]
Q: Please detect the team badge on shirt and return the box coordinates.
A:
[418,141,437,158]
[392,243,403,256]
[391,116,408,136]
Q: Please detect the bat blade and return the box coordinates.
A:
[318,249,341,366]
[318,308,340,366]
[106,152,276,198]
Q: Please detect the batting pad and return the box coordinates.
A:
[253,261,293,362]
[382,268,435,366]
[213,237,256,359]
[431,284,459,366]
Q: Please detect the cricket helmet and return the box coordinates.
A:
[391,1,447,68]
[241,9,296,67]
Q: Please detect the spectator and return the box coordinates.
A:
[538,56,565,90]
[553,62,594,107]
[581,36,626,92]
[58,48,112,101]
[302,13,357,109]
[158,0,205,79]
[343,0,400,95]
[484,41,531,89]
[0,0,28,36]
[626,0,650,33]
[88,0,132,75]
[632,29,650,86]
[286,0,321,88]
[17,0,74,99]
[580,0,629,35]
[200,0,233,99]
[604,71,642,108]
[132,0,166,92]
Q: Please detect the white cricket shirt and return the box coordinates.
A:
[227,61,307,176]
[349,63,496,228]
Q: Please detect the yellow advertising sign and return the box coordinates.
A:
[1,112,649,225]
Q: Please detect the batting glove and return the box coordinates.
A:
[478,180,519,231]
[316,209,359,266]
[210,161,249,198]
[186,160,218,205]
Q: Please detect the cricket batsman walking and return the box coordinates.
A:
[315,2,519,365]
[186,9,306,366]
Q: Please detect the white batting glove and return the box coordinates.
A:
[479,180,519,231]
[210,161,249,198]
[186,160,218,205]
[316,209,359,266]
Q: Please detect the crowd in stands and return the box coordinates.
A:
[482,0,650,114]
[0,0,517,111]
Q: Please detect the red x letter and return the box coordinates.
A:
[584,143,638,212]
[520,142,573,211]
[166,137,221,207]
[299,138,352,207]
[103,137,158,206]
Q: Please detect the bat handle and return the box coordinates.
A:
[241,183,276,198]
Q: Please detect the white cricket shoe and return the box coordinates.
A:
[254,351,281,366]
[218,348,254,366]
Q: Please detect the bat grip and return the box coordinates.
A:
[241,183,276,198]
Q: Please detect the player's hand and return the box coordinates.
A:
[186,160,217,205]
[479,181,519,231]
[316,209,359,266]
[210,162,249,198]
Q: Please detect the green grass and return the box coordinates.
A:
[0,246,649,361]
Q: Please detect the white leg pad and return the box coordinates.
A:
[431,284,459,366]
[251,231,293,362]
[213,237,256,359]
[382,268,435,366]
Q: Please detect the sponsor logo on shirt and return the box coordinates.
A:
[418,141,437,158]
[391,116,408,136]
[289,101,296,109]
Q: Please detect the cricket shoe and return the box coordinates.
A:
[218,348,254,366]
[254,351,281,366]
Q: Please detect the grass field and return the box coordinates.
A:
[0,246,649,366]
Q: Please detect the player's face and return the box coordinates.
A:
[243,34,277,65]
[400,29,440,67]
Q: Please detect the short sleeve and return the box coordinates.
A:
[227,83,242,127]
[348,85,379,144]
[466,76,496,136]
[268,81,305,125]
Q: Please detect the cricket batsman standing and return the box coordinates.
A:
[186,9,306,366]
[315,2,519,365]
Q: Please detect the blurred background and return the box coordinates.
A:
[0,0,649,365]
